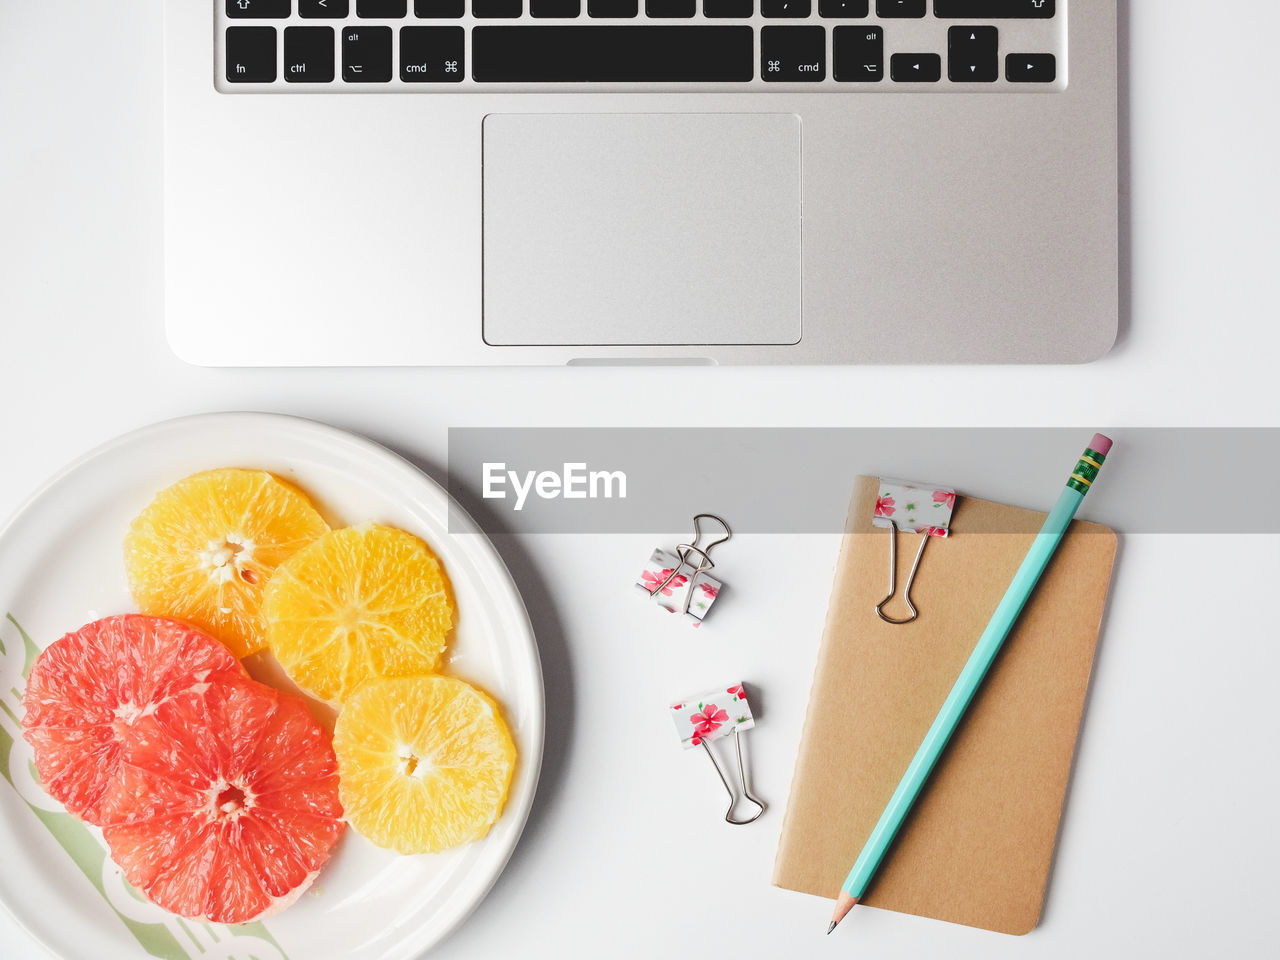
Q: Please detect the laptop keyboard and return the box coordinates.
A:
[219,0,1065,90]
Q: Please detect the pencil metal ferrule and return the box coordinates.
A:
[1066,446,1107,495]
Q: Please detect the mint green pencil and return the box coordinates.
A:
[828,434,1113,935]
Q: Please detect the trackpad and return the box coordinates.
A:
[482,113,802,347]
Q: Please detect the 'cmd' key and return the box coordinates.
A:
[761,26,826,81]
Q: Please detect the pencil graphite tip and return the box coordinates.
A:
[829,892,859,933]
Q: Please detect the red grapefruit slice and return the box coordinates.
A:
[22,615,245,826]
[102,679,345,924]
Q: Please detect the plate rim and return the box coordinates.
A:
[0,411,545,960]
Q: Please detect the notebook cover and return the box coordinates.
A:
[772,476,1117,935]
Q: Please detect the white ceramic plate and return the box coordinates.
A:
[0,413,544,960]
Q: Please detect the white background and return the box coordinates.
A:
[1,2,1278,958]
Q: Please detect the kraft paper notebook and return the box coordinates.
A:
[773,476,1117,935]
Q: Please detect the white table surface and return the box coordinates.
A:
[2,2,1277,958]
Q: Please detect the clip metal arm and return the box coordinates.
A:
[875,524,929,625]
[701,728,765,826]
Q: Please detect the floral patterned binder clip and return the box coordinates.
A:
[669,683,764,825]
[873,479,957,625]
[636,513,731,625]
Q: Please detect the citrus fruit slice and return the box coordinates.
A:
[124,468,330,658]
[22,615,245,826]
[333,675,516,855]
[262,524,454,704]
[101,679,345,924]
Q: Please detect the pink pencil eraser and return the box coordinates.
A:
[1089,434,1113,455]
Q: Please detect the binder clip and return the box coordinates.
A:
[872,479,956,625]
[669,683,764,825]
[636,513,731,625]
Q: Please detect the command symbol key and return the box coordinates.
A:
[761,26,826,82]
[400,26,464,82]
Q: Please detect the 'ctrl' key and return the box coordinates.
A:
[761,26,825,82]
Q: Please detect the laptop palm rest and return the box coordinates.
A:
[482,113,802,347]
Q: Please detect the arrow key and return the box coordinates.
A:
[300,0,351,17]
[947,25,997,82]
[890,52,940,82]
[226,0,290,16]
[1006,53,1056,83]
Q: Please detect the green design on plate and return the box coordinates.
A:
[0,614,291,960]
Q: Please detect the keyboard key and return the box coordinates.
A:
[533,0,581,13]
[704,0,752,16]
[400,26,464,80]
[299,0,349,16]
[357,0,407,15]
[763,0,811,16]
[647,0,696,15]
[226,0,290,17]
[934,0,1053,17]
[590,0,639,16]
[342,26,392,80]
[876,0,923,16]
[761,26,825,81]
[226,27,277,82]
[415,0,464,14]
[948,25,997,81]
[890,52,940,81]
[1006,52,1055,82]
[833,25,882,80]
[284,26,335,81]
[472,26,753,81]
[819,0,868,16]
[473,0,522,14]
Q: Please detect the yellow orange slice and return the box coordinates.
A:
[333,675,516,854]
[124,469,329,658]
[262,524,454,704]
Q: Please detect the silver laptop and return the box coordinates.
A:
[164,0,1116,365]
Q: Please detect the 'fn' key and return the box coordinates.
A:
[226,27,277,82]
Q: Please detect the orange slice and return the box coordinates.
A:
[333,675,515,854]
[262,524,454,704]
[124,469,329,657]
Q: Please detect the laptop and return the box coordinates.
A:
[163,0,1117,365]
